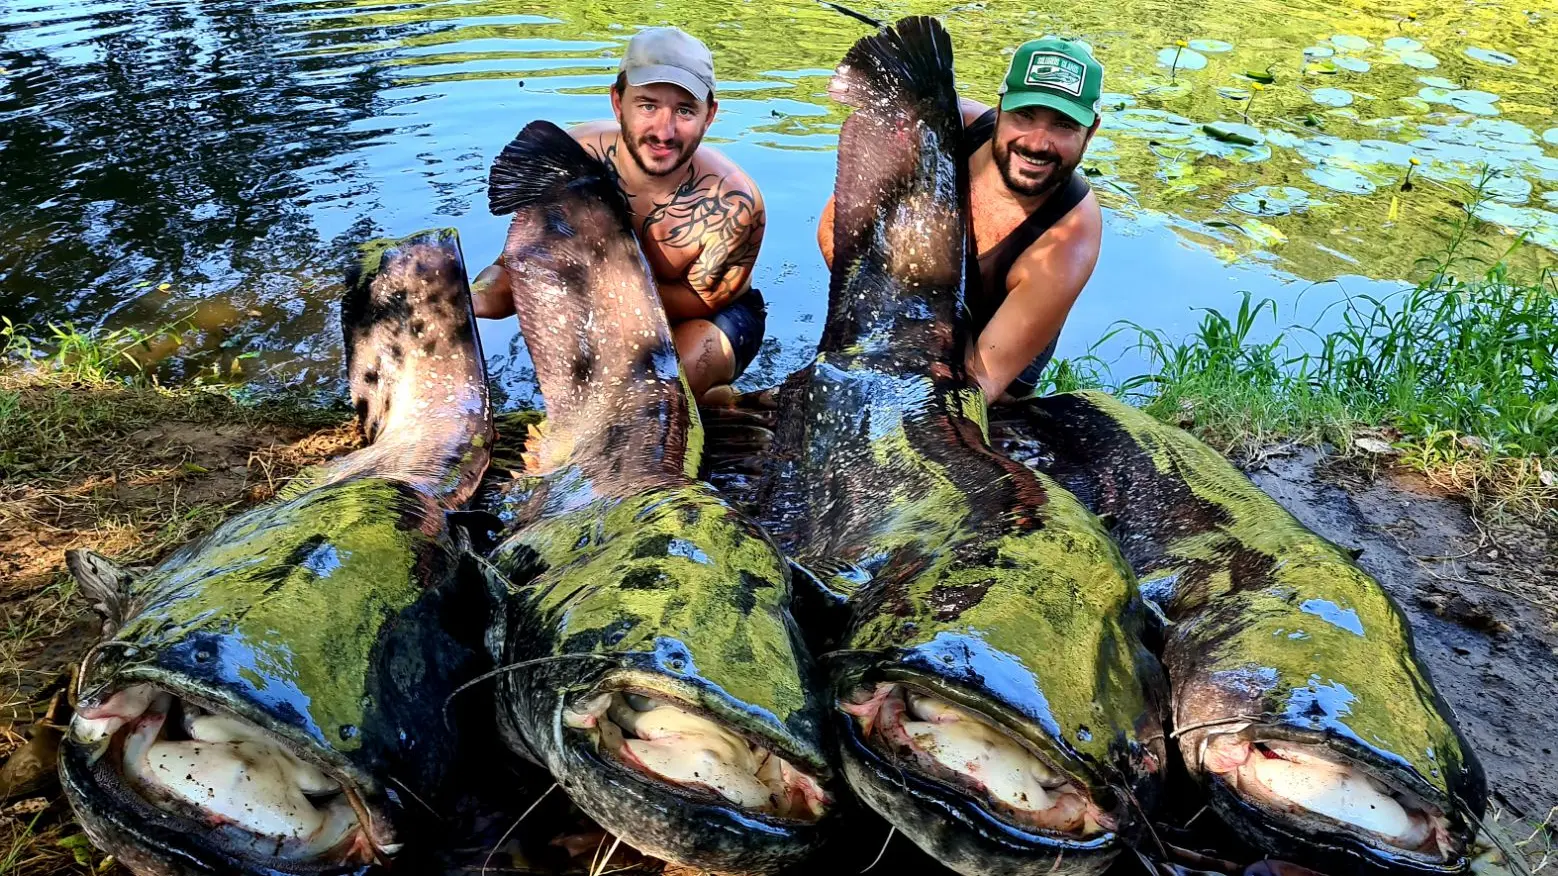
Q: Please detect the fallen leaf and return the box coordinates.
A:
[1354,436,1394,454]
[1540,469,1555,487]
[157,282,172,291]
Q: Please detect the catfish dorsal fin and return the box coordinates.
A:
[65,549,134,638]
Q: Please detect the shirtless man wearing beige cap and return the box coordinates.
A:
[473,27,767,403]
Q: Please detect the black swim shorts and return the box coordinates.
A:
[708,288,767,380]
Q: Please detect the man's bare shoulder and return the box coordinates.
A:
[691,144,762,204]
[567,120,619,156]
[959,97,992,126]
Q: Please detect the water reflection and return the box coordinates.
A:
[2,0,1554,399]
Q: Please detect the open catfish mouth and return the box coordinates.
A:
[1203,735,1456,861]
[562,690,828,822]
[844,683,1117,839]
[68,683,392,869]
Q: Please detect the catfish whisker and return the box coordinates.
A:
[441,654,637,730]
[482,782,556,875]
[861,825,895,872]
[1166,715,1264,739]
[590,833,623,876]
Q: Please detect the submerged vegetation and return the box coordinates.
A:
[1044,182,1558,522]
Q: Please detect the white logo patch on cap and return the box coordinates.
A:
[1025,52,1086,97]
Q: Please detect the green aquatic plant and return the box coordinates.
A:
[1242,80,1263,123]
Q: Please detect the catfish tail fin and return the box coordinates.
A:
[823,15,966,356]
[488,120,628,225]
[486,122,697,479]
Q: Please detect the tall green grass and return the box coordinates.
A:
[1044,180,1558,517]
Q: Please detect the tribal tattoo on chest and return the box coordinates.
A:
[592,138,765,296]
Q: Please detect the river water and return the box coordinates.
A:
[2,0,1555,405]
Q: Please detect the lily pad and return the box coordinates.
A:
[1218,86,1253,100]
[1543,192,1558,207]
[1311,88,1354,107]
[1132,77,1192,99]
[1417,75,1459,89]
[1303,45,1335,59]
[1157,47,1209,70]
[1111,107,1199,140]
[1383,37,1422,52]
[1333,56,1371,73]
[1545,128,1558,146]
[1464,47,1517,67]
[1228,185,1313,215]
[1203,121,1264,145]
[1330,34,1371,51]
[1473,201,1548,230]
[1237,218,1288,247]
[1448,93,1501,116]
[1396,50,1440,69]
[1190,39,1233,53]
[1398,96,1432,113]
[1101,91,1137,109]
[1304,165,1378,194]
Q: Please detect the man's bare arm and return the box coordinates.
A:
[965,190,1103,401]
[659,179,766,315]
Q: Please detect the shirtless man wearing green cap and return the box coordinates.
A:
[819,36,1105,403]
[473,26,767,403]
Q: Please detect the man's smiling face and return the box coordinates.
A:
[992,104,1097,199]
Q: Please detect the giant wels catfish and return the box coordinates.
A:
[993,390,1487,875]
[747,17,1165,876]
[477,121,831,875]
[58,229,494,875]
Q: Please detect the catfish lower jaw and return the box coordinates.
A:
[562,690,828,822]
[1203,734,1456,863]
[67,684,394,871]
[843,683,1116,839]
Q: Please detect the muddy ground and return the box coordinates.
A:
[1,418,1553,874]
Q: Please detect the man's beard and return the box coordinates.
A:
[622,131,698,177]
[993,139,1080,199]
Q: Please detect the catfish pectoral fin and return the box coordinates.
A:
[65,549,136,637]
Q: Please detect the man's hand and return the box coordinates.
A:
[470,263,516,319]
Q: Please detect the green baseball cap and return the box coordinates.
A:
[998,37,1104,127]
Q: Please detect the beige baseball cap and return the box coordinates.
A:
[620,27,715,100]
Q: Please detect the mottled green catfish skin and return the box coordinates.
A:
[488,481,820,750]
[93,477,463,785]
[59,228,495,876]
[479,121,828,875]
[751,18,1164,876]
[999,391,1486,872]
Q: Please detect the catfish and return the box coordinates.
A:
[476,121,831,876]
[745,18,1165,876]
[58,229,494,875]
[994,390,1488,876]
